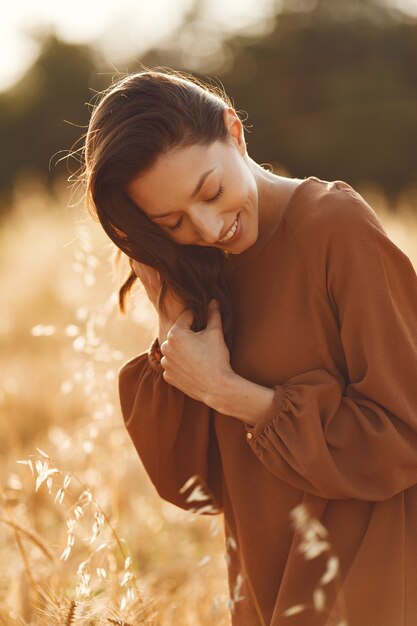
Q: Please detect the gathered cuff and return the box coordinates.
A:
[244,384,286,440]
[147,337,164,372]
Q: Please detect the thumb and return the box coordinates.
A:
[207,299,223,330]
[171,308,194,330]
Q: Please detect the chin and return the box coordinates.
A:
[241,221,259,251]
[229,234,257,254]
[238,238,257,253]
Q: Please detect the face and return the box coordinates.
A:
[125,109,259,254]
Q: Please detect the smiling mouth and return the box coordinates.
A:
[218,214,240,244]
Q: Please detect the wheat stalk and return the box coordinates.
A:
[0,482,36,593]
[0,516,56,563]
[64,600,77,625]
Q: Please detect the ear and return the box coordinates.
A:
[223,108,246,155]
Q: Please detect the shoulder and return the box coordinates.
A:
[284,176,388,246]
[282,177,417,308]
[280,176,405,302]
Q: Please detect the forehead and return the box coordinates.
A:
[126,140,226,216]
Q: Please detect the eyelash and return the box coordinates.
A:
[168,186,225,231]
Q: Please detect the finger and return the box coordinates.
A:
[171,308,194,330]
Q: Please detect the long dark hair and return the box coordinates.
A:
[83,69,239,348]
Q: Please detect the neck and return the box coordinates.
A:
[247,156,295,235]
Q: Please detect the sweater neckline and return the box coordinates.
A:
[227,175,320,270]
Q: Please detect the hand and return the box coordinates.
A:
[159,300,233,407]
[131,260,187,341]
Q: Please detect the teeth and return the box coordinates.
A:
[219,216,238,243]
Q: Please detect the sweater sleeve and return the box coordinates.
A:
[245,187,417,501]
[118,338,223,513]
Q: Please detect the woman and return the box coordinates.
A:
[84,69,417,625]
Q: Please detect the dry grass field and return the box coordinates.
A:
[0,177,416,625]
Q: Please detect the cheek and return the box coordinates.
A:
[237,179,257,210]
[237,166,257,200]
[229,172,255,207]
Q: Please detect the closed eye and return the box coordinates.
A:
[208,185,224,203]
[168,185,225,232]
[168,216,184,231]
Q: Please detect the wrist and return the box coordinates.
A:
[204,368,236,411]
[209,371,275,426]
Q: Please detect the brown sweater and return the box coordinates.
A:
[118,176,417,626]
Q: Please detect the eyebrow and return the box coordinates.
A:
[148,167,216,220]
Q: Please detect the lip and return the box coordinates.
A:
[218,213,241,245]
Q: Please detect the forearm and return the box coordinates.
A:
[208,371,276,427]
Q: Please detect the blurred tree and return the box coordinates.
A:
[0,35,104,213]
[141,0,417,203]
[1,0,416,210]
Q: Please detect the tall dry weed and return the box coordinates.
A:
[1,179,416,624]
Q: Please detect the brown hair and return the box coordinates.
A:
[83,69,239,348]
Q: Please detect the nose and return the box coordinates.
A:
[190,206,224,243]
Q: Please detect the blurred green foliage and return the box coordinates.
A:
[0,0,416,214]
[218,1,417,202]
[0,36,104,208]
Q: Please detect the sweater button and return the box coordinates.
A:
[246,431,253,440]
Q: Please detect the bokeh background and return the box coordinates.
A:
[1,0,417,624]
